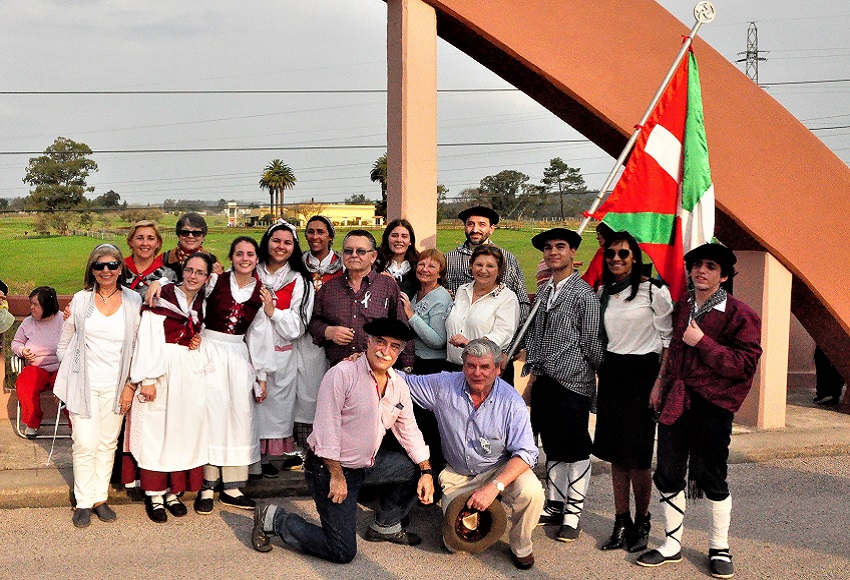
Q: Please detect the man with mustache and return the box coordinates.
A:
[251,318,434,564]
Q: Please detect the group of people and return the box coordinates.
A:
[6,204,764,578]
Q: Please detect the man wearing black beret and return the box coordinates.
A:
[251,318,434,563]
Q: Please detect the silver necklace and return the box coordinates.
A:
[97,288,119,304]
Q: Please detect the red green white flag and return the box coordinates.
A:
[589,50,714,300]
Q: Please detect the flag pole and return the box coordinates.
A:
[576,0,716,237]
[506,1,716,363]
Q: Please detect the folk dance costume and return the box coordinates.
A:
[522,272,603,541]
[196,271,275,508]
[124,254,177,298]
[638,288,762,576]
[129,284,209,519]
[292,251,343,445]
[254,262,313,473]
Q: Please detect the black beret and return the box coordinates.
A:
[684,242,736,270]
[457,206,499,225]
[362,318,415,342]
[531,227,582,250]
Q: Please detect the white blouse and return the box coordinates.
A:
[85,304,126,390]
[445,283,520,365]
[601,281,674,355]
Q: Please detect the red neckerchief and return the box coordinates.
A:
[125,254,165,289]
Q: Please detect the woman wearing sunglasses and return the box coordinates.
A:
[128,253,213,523]
[54,244,142,528]
[592,231,674,553]
[161,212,221,283]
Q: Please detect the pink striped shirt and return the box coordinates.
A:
[11,315,65,372]
[308,355,429,469]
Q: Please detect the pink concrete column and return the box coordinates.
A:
[734,251,793,429]
[387,0,438,249]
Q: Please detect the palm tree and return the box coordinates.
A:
[370,152,388,217]
[259,159,297,219]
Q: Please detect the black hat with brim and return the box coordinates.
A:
[442,490,508,555]
[458,206,500,225]
[684,242,736,270]
[362,318,415,342]
[531,227,582,250]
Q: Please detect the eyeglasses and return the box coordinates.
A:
[604,249,632,260]
[92,261,121,271]
[343,248,374,257]
[177,229,204,238]
[182,267,209,278]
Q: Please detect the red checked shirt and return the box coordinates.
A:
[308,268,414,367]
[307,355,429,469]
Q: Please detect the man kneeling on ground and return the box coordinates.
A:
[403,338,544,570]
[251,318,434,563]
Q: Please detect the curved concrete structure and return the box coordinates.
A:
[421,0,850,388]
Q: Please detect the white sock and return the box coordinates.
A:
[200,489,214,500]
[164,492,179,504]
[149,494,165,508]
[657,490,686,557]
[223,489,243,498]
[263,504,278,533]
[544,461,568,513]
[563,459,591,529]
[708,495,732,550]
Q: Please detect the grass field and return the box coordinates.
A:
[0,215,599,295]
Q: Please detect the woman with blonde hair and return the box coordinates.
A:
[55,243,142,528]
[124,220,176,298]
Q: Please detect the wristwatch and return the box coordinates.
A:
[420,468,435,477]
[492,479,505,493]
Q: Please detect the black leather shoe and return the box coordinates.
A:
[556,523,581,542]
[627,513,651,553]
[219,492,256,510]
[166,496,188,517]
[709,548,735,578]
[194,494,214,515]
[145,497,168,524]
[92,503,117,522]
[72,508,91,528]
[261,462,280,478]
[252,504,273,553]
[600,513,632,551]
[636,549,683,567]
[537,511,564,526]
[364,527,422,546]
[512,552,535,570]
[279,454,304,471]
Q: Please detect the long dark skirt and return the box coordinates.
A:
[592,351,659,470]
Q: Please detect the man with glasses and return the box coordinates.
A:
[521,227,603,543]
[251,318,434,563]
[162,212,221,282]
[308,229,414,369]
[402,338,543,570]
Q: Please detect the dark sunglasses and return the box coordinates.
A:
[177,229,204,237]
[92,261,121,271]
[604,248,632,260]
[343,248,374,257]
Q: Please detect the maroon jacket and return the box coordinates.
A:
[659,293,762,424]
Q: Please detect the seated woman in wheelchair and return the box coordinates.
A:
[11,286,64,438]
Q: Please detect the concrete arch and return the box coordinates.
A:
[417,0,849,387]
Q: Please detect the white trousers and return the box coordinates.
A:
[70,386,125,509]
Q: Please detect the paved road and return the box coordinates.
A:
[2,454,848,579]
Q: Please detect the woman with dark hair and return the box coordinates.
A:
[376,218,418,298]
[253,220,314,477]
[128,252,213,523]
[293,215,343,447]
[444,245,519,368]
[124,220,177,297]
[11,286,64,438]
[193,236,273,513]
[592,231,674,553]
[55,244,142,528]
[161,212,220,282]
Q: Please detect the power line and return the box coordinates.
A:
[0,88,516,95]
[0,139,590,156]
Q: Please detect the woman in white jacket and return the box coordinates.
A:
[252,220,314,477]
[55,244,142,529]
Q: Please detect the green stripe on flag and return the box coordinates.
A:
[682,51,712,213]
[601,212,677,245]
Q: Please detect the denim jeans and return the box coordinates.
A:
[272,449,420,563]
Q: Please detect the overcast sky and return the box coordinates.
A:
[0,1,847,207]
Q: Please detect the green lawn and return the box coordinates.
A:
[0,216,599,295]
